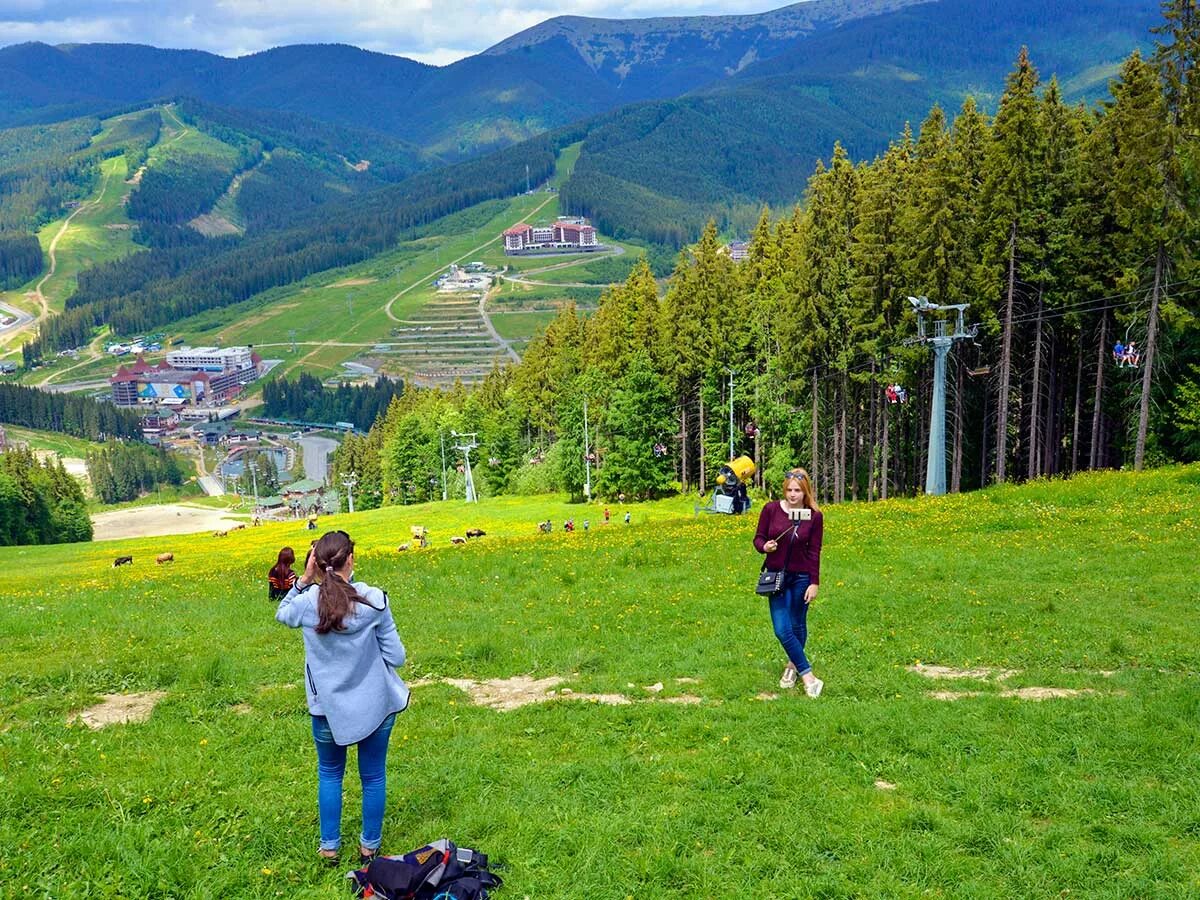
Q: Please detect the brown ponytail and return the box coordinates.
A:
[311,531,363,634]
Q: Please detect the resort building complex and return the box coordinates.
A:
[503,217,600,254]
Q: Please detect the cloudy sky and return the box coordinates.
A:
[0,1,784,65]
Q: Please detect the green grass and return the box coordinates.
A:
[552,142,581,188]
[0,108,176,362]
[1,466,1198,897]
[22,154,139,314]
[151,104,246,167]
[488,310,561,343]
[174,192,560,388]
[0,424,98,458]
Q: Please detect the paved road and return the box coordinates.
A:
[0,301,33,335]
[298,434,340,484]
[477,291,521,363]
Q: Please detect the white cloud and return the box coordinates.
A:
[0,0,785,61]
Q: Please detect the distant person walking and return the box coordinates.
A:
[267,546,297,601]
[753,468,825,697]
[276,530,409,865]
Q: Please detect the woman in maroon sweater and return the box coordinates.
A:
[753,468,824,696]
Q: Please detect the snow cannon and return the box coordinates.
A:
[703,455,755,515]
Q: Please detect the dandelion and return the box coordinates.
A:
[261,867,273,876]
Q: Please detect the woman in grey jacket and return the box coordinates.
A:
[277,530,409,864]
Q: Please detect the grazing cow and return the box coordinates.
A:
[465,528,486,539]
[450,536,467,545]
[397,543,410,552]
[156,552,174,564]
[113,556,133,567]
[213,530,228,538]
[231,524,247,531]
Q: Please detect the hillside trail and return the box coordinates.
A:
[35,109,188,385]
[32,164,116,325]
[159,104,191,147]
[287,194,556,374]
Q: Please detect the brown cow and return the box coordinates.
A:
[450,536,467,545]
[156,552,174,564]
[397,543,410,552]
[113,556,133,567]
[465,528,486,539]
[213,530,228,538]
[231,524,247,531]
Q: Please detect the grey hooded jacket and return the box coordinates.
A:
[276,580,409,745]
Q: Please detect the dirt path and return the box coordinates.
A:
[91,503,245,541]
[160,104,191,147]
[32,165,116,324]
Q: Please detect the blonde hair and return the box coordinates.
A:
[782,468,820,513]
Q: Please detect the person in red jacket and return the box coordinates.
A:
[753,468,825,696]
[268,546,297,601]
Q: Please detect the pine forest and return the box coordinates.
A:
[331,35,1200,511]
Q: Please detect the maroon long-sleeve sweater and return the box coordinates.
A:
[753,501,824,585]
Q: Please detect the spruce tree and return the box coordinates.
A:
[982,48,1044,482]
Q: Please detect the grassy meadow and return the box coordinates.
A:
[1,466,1198,897]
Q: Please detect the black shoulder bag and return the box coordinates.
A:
[755,520,798,596]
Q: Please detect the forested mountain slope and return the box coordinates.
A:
[560,0,1161,244]
[0,0,1005,158]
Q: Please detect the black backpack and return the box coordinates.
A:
[348,839,502,900]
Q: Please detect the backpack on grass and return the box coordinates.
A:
[347,838,502,900]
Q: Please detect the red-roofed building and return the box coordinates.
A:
[503,217,599,254]
[109,349,264,408]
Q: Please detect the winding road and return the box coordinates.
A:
[478,291,521,363]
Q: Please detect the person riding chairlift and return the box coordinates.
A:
[1124,341,1140,367]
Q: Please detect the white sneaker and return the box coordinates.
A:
[805,677,824,698]
[779,667,798,689]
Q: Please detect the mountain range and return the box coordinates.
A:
[0,0,1166,242]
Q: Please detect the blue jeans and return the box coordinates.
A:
[769,573,812,676]
[311,713,396,852]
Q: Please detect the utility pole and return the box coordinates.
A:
[525,163,530,193]
[728,369,735,461]
[908,296,977,496]
[451,431,478,503]
[583,398,591,499]
[342,471,358,514]
[250,454,259,510]
[439,432,448,501]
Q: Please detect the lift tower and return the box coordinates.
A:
[451,431,479,503]
[908,296,977,496]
